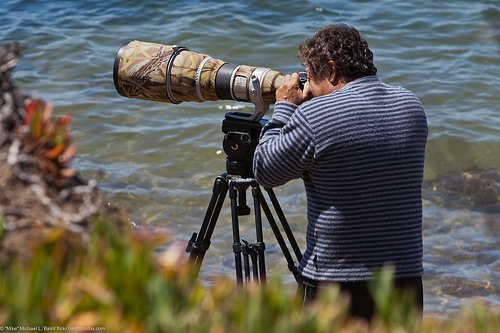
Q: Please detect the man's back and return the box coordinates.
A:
[254,75,428,281]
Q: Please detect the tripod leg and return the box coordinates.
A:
[250,251,259,280]
[241,240,252,284]
[243,251,251,283]
[258,189,301,281]
[186,174,228,276]
[264,188,303,263]
[252,186,266,285]
[229,185,244,285]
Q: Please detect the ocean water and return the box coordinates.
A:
[2,0,499,316]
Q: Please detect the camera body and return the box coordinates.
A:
[298,71,307,90]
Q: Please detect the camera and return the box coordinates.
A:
[113,40,285,121]
[113,41,308,176]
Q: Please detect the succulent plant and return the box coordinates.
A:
[21,98,77,178]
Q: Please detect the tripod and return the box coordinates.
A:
[185,112,302,285]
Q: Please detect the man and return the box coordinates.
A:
[253,24,428,321]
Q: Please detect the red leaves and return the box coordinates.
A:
[23,99,40,126]
[21,99,78,178]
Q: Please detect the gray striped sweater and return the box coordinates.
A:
[253,76,428,282]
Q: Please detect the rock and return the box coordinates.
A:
[424,168,500,212]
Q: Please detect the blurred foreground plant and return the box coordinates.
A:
[1,215,499,332]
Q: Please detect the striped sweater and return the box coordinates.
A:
[253,76,428,282]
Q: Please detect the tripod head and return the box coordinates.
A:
[222,111,267,178]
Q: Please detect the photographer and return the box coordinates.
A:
[253,24,428,321]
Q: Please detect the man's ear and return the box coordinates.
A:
[328,60,337,82]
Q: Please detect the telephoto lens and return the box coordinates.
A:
[113,41,285,115]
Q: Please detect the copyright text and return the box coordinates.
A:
[0,327,105,332]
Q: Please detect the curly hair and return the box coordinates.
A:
[298,24,377,79]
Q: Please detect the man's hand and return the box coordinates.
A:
[276,73,313,105]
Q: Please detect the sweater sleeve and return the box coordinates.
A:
[253,101,315,188]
